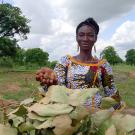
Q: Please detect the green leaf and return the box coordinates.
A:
[18,121,35,132]
[8,114,24,127]
[9,105,28,116]
[100,97,118,109]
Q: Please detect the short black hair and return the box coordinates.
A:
[76,18,99,35]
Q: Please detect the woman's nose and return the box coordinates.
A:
[83,35,89,40]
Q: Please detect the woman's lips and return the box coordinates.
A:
[82,44,89,46]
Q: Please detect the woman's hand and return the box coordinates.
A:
[36,67,57,86]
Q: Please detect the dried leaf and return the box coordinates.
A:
[77,88,99,104]
[20,98,34,105]
[29,103,73,117]
[68,93,80,106]
[39,97,50,105]
[69,106,89,121]
[36,118,54,129]
[27,112,50,121]
[91,110,112,127]
[117,114,135,132]
[111,113,124,127]
[47,85,69,104]
[105,125,117,135]
[52,115,74,135]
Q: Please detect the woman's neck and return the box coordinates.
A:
[77,50,93,62]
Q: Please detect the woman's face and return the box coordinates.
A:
[76,25,97,51]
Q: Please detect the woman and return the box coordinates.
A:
[36,17,122,110]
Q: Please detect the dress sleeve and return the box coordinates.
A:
[100,60,121,103]
[54,55,69,86]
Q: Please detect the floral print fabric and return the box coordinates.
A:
[54,55,121,109]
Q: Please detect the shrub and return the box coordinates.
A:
[0,56,13,68]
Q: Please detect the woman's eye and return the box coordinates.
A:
[78,33,84,36]
[88,34,95,37]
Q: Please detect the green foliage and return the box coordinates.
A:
[0,56,13,68]
[125,49,135,65]
[1,86,135,135]
[0,3,30,39]
[47,61,58,69]
[25,63,40,70]
[100,46,123,65]
[0,3,30,58]
[13,48,26,65]
[25,48,49,67]
[0,37,19,57]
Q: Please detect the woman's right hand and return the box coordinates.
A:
[36,67,57,86]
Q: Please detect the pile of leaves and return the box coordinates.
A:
[0,85,135,135]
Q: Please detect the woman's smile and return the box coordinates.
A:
[76,25,97,51]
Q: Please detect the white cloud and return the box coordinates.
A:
[12,0,135,61]
[111,21,135,49]
[95,21,135,59]
[40,32,77,61]
[111,21,135,59]
[63,0,135,25]
[19,34,44,50]
[13,0,61,34]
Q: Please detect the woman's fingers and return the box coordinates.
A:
[36,67,58,86]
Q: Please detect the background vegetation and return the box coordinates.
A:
[0,3,135,120]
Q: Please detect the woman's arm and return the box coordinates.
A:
[54,55,69,86]
[100,60,123,109]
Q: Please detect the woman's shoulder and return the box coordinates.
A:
[59,55,71,67]
[98,58,111,67]
[98,58,113,74]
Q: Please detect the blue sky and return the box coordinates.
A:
[2,0,135,61]
[102,8,135,40]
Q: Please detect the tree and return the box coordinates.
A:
[47,60,58,69]
[125,49,135,65]
[0,3,30,58]
[14,47,26,65]
[0,3,30,39]
[0,37,19,57]
[25,48,49,66]
[100,46,123,65]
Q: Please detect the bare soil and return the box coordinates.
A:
[129,71,135,79]
[122,108,135,116]
[0,99,18,108]
[5,83,20,92]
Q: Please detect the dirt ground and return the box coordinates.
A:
[0,99,18,108]
[5,83,20,92]
[129,71,135,78]
[122,108,135,116]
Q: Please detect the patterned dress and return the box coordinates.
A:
[54,55,121,109]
